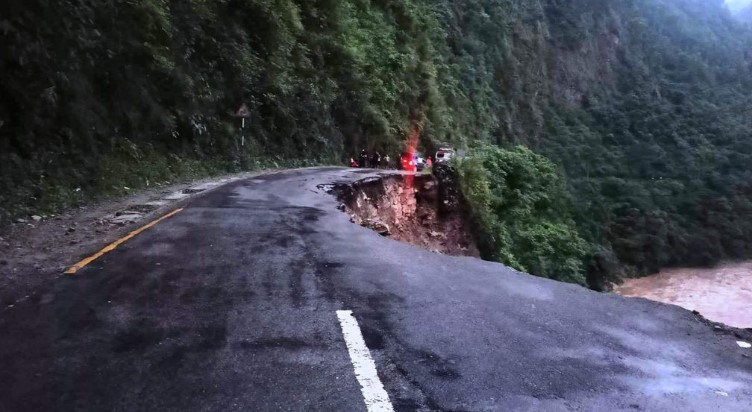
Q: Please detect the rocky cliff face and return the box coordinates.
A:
[549,29,622,107]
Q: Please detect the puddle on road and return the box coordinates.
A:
[614,262,752,328]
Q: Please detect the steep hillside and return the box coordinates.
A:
[540,0,752,287]
[0,0,450,218]
[2,0,752,287]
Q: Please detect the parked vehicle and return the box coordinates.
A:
[400,151,428,172]
[435,147,456,163]
[414,153,426,171]
[400,152,416,172]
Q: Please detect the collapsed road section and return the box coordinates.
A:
[333,167,479,258]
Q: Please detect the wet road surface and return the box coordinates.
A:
[1,168,751,411]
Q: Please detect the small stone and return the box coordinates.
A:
[31,215,42,222]
[361,219,391,236]
[66,227,76,233]
[737,341,751,349]
[69,240,78,245]
[0,260,7,265]
[15,218,27,224]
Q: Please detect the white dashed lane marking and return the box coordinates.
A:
[336,310,394,412]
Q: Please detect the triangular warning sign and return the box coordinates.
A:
[235,103,250,118]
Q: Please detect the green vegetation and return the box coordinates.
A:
[538,0,752,288]
[2,0,752,288]
[457,146,588,285]
[0,0,446,217]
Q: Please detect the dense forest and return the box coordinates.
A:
[2,0,751,288]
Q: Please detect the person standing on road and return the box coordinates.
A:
[359,149,368,168]
[383,154,391,169]
[371,152,381,169]
[426,156,433,170]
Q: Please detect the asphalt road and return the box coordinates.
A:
[1,168,750,411]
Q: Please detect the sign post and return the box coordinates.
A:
[233,103,252,168]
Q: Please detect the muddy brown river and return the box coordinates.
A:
[614,261,752,329]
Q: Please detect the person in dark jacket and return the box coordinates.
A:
[359,149,369,168]
[371,152,381,169]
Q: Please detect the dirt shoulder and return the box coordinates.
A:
[0,171,267,307]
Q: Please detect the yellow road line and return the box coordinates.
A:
[64,208,184,275]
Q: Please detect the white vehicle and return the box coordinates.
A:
[414,153,427,171]
[435,147,456,163]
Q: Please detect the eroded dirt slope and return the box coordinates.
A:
[335,171,479,258]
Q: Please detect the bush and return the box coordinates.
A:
[456,145,588,285]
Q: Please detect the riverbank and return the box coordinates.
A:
[614,262,752,329]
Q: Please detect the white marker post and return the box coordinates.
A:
[234,104,251,167]
[235,104,250,147]
[336,310,394,412]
